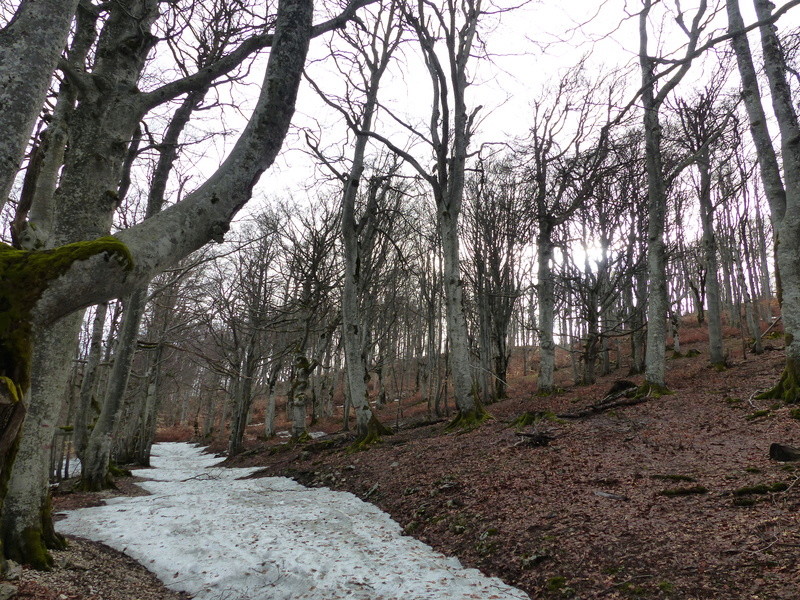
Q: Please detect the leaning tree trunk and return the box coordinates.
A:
[0,0,81,212]
[3,0,162,565]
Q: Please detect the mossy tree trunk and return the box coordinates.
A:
[0,0,323,568]
[2,316,78,568]
[728,0,800,401]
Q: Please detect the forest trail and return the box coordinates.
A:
[55,443,530,600]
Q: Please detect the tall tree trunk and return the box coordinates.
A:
[698,151,725,367]
[641,97,669,389]
[73,303,107,460]
[536,225,556,393]
[1,316,78,568]
[439,209,481,422]
[729,0,800,399]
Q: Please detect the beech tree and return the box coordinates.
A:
[0,0,372,571]
[521,66,618,393]
[362,0,488,427]
[673,86,736,368]
[727,0,800,400]
[306,0,402,443]
[462,159,532,402]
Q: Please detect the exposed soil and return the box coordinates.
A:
[13,334,800,600]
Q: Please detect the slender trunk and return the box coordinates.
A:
[641,95,669,389]
[263,361,282,439]
[81,289,146,490]
[698,154,725,366]
[755,202,773,315]
[536,226,556,393]
[73,303,107,460]
[228,348,256,457]
[132,347,161,466]
[438,208,480,419]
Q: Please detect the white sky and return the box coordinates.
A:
[57,442,531,600]
[253,0,796,210]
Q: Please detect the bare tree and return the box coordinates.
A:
[727,0,800,400]
[0,0,372,570]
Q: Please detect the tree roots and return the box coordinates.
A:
[348,415,392,453]
[445,404,490,432]
[634,381,672,399]
[756,358,800,403]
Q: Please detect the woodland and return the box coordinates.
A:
[0,0,800,598]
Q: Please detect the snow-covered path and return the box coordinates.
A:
[57,443,530,600]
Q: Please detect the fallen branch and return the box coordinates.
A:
[760,315,782,339]
[558,381,645,419]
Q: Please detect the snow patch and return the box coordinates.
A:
[57,442,530,600]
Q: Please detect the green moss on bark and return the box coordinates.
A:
[3,525,53,570]
[756,357,800,403]
[445,403,490,432]
[40,494,66,551]
[0,237,133,395]
[348,415,393,452]
[634,381,672,399]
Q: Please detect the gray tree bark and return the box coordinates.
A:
[73,302,107,461]
[0,0,80,211]
[728,0,800,399]
[639,0,707,391]
[1,0,321,568]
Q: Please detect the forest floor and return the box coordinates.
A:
[225,337,800,600]
[16,334,800,600]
